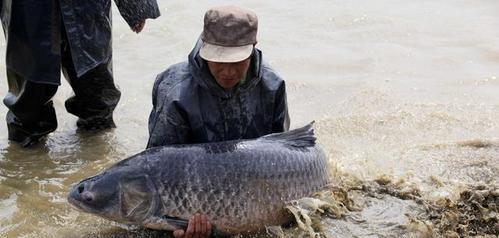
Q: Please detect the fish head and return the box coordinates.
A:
[68,166,160,225]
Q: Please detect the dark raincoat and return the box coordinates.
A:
[0,0,160,85]
[147,39,290,148]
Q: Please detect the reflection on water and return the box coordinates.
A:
[1,0,499,237]
[0,130,125,237]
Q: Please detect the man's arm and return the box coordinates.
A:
[272,81,290,132]
[114,0,160,33]
[146,73,190,148]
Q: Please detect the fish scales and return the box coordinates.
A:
[149,141,328,231]
[68,123,331,235]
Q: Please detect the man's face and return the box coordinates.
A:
[207,57,251,90]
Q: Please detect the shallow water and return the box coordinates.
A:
[1,0,498,237]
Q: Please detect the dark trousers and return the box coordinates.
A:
[3,36,121,147]
[4,71,58,147]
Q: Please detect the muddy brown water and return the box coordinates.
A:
[1,1,498,237]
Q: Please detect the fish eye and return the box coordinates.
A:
[78,184,84,193]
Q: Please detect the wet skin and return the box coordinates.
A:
[207,57,251,90]
[173,214,212,238]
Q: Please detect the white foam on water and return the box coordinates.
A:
[0,0,498,237]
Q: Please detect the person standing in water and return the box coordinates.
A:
[0,0,160,147]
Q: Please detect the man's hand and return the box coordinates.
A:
[132,20,146,33]
[173,214,212,238]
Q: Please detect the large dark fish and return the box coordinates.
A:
[68,123,331,235]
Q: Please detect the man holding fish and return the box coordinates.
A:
[146,5,290,238]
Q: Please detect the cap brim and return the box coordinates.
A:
[200,42,253,63]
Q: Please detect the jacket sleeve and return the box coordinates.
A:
[114,0,160,28]
[272,81,290,133]
[146,73,190,148]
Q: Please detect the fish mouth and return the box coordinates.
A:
[67,193,99,215]
[67,196,86,212]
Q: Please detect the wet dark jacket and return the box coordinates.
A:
[0,0,160,85]
[147,40,290,148]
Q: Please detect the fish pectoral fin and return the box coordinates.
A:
[157,216,231,238]
[142,215,187,231]
[160,215,189,229]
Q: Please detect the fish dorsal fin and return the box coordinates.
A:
[261,122,316,147]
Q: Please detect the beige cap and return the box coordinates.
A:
[200,6,258,63]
